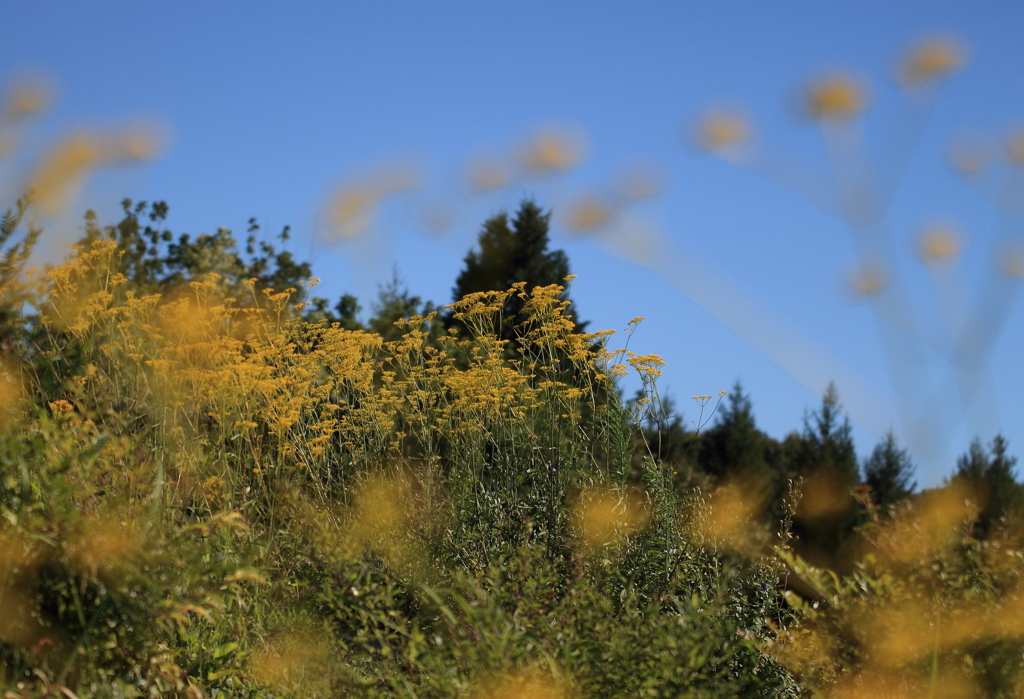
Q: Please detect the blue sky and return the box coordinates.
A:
[3,2,1023,486]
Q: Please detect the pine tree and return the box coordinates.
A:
[862,430,916,509]
[698,380,800,529]
[449,199,582,338]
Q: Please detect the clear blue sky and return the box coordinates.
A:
[3,2,1023,487]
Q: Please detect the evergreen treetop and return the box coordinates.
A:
[701,380,767,481]
[862,430,916,509]
[794,382,858,487]
[951,434,1022,534]
[449,199,582,336]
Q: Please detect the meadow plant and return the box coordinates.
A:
[0,220,799,697]
[4,200,1021,698]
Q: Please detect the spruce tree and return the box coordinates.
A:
[367,267,441,342]
[862,430,916,509]
[793,382,859,486]
[951,434,1022,534]
[449,199,582,338]
[790,382,860,569]
[701,380,767,481]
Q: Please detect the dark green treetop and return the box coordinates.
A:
[449,199,582,337]
[793,382,859,487]
[367,267,442,343]
[950,434,1021,535]
[788,382,860,569]
[700,380,768,481]
[862,430,916,509]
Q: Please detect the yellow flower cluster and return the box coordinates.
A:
[34,241,658,510]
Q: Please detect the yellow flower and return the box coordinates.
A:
[804,75,865,120]
[693,110,751,151]
[899,36,965,85]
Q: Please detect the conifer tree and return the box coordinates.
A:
[862,430,916,509]
[701,380,767,481]
[449,199,582,338]
[367,267,441,342]
[789,382,860,569]
[793,382,859,486]
[951,434,1022,535]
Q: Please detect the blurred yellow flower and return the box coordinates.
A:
[804,75,866,120]
[899,36,965,85]
[693,110,751,151]
[918,224,963,263]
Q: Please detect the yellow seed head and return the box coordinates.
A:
[2,78,52,123]
[517,129,584,175]
[564,195,614,234]
[466,156,511,192]
[949,137,990,176]
[1006,129,1024,165]
[326,185,376,240]
[476,669,567,699]
[615,165,664,201]
[849,263,888,297]
[574,487,650,547]
[997,245,1024,278]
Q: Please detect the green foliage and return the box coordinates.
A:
[787,383,861,569]
[0,200,802,698]
[792,382,858,485]
[773,485,1024,699]
[0,195,42,361]
[6,195,1024,698]
[302,292,363,329]
[0,407,257,697]
[700,381,768,483]
[449,199,582,338]
[78,199,314,311]
[950,434,1022,536]
[863,430,917,510]
[366,268,442,343]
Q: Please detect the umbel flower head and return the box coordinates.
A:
[804,74,866,121]
[898,37,965,85]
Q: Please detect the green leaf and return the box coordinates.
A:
[212,641,238,659]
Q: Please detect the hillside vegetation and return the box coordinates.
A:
[2,197,1024,698]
